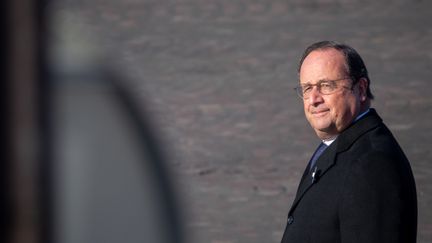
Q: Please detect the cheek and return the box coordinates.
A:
[334,98,357,124]
[303,102,309,113]
[327,97,345,120]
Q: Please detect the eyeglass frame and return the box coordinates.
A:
[294,77,359,99]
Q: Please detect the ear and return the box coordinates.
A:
[358,78,368,102]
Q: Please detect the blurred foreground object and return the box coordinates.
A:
[2,1,183,243]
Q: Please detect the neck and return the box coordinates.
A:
[316,131,338,141]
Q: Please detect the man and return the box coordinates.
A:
[280,41,417,243]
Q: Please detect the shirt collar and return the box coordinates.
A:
[322,137,337,146]
[354,108,371,123]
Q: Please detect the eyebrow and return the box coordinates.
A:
[300,79,332,85]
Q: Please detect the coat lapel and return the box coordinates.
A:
[289,142,337,215]
[288,109,383,215]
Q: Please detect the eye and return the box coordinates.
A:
[302,85,312,93]
[320,82,337,93]
[320,82,332,88]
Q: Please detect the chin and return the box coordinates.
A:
[312,122,334,133]
[311,121,331,131]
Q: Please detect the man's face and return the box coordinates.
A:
[299,49,365,139]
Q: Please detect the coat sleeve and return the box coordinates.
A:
[338,151,409,243]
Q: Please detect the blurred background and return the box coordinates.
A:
[3,0,432,243]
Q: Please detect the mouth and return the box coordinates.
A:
[311,109,330,117]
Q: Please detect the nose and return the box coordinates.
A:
[307,87,323,105]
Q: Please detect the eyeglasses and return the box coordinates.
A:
[294,77,354,99]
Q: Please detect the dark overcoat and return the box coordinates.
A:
[281,109,417,243]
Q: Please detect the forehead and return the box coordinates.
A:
[299,49,348,83]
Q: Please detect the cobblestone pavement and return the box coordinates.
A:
[51,0,432,242]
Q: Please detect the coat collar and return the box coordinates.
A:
[335,108,382,153]
[288,109,382,215]
[313,108,382,181]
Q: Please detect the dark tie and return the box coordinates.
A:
[309,142,328,172]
